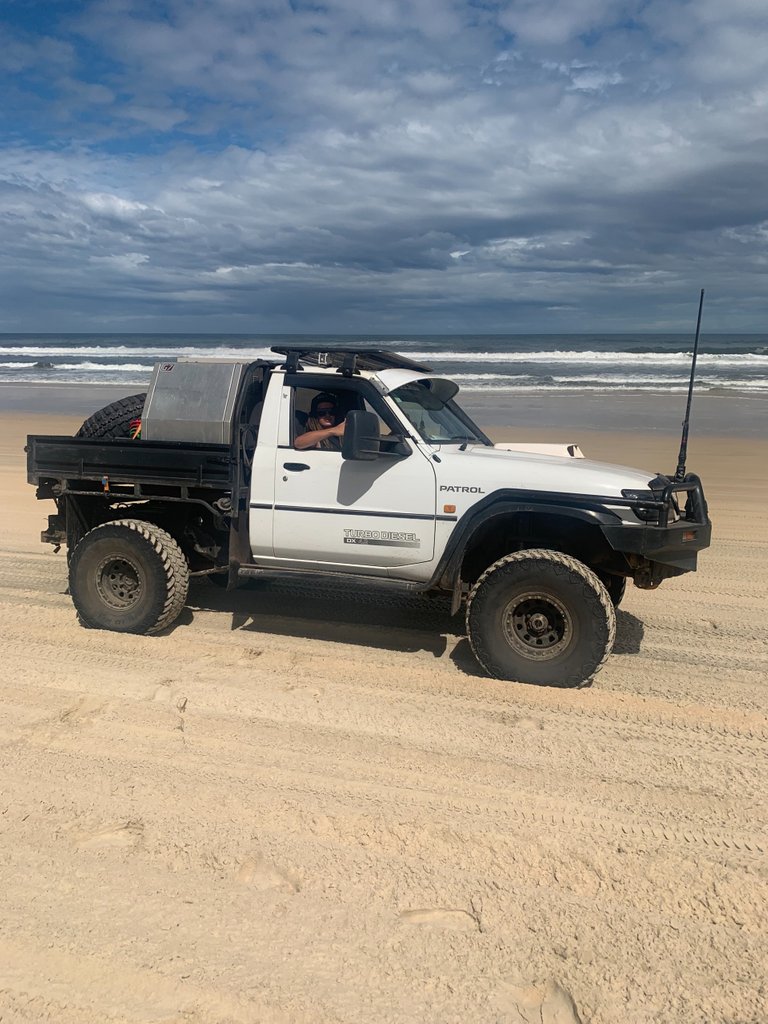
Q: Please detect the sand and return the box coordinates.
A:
[0,406,766,1024]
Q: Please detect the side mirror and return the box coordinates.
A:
[342,410,381,461]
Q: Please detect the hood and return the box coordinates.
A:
[436,445,656,497]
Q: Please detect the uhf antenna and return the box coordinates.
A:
[675,288,705,481]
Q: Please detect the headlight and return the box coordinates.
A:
[621,488,680,525]
[621,488,659,523]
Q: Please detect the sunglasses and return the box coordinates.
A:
[315,406,337,417]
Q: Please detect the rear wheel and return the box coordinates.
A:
[75,393,146,440]
[69,519,189,634]
[466,549,616,687]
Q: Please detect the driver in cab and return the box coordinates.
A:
[294,393,346,451]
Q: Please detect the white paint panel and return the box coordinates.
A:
[273,447,438,567]
[247,371,284,557]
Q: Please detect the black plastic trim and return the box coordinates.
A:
[427,492,620,591]
[263,504,456,522]
[237,564,428,591]
[425,483,712,594]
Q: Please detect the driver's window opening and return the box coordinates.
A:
[292,388,353,451]
[292,385,406,454]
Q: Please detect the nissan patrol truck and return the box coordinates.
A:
[26,347,711,687]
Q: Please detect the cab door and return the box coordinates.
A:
[271,377,437,570]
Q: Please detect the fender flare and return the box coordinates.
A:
[428,492,621,612]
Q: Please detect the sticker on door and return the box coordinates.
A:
[343,528,420,548]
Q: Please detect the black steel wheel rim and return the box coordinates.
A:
[96,555,143,609]
[502,591,572,661]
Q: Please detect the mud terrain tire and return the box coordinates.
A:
[466,549,616,687]
[69,519,189,634]
[75,393,146,439]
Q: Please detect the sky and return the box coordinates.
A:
[1,0,767,334]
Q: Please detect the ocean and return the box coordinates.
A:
[0,333,766,395]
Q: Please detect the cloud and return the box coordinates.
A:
[0,1,766,330]
[90,251,150,270]
[498,0,626,47]
[80,193,152,218]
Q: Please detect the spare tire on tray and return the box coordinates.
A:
[75,393,147,440]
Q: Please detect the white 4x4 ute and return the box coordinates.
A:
[26,347,711,688]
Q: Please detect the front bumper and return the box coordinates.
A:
[601,519,711,572]
[600,473,711,574]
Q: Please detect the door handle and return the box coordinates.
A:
[283,462,310,471]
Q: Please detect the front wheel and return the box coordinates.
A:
[69,519,189,634]
[466,549,616,687]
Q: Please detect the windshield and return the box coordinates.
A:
[389,379,491,446]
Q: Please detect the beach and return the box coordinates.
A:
[1,388,766,1023]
